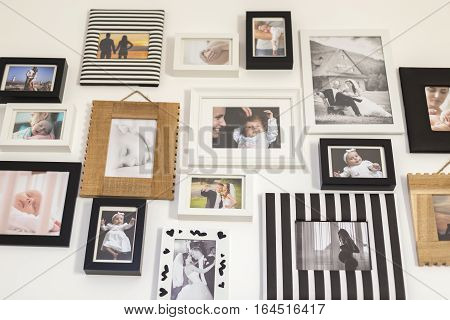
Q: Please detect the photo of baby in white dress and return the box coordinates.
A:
[328,147,387,179]
[93,207,138,263]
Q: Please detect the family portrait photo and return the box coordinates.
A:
[0,65,57,92]
[97,33,149,59]
[212,106,281,149]
[296,221,371,271]
[183,38,231,66]
[104,119,157,179]
[252,18,286,57]
[190,177,242,209]
[432,195,450,241]
[93,207,137,263]
[328,146,386,178]
[171,239,216,300]
[0,170,69,236]
[310,36,393,125]
[424,86,450,131]
[11,111,64,140]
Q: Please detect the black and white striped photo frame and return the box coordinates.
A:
[263,193,406,300]
[80,9,164,86]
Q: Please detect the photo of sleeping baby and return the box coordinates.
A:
[0,170,69,236]
[104,119,157,179]
[11,111,64,140]
[212,106,281,149]
[252,18,286,57]
[183,38,231,65]
[328,146,387,178]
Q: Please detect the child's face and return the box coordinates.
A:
[244,120,263,137]
[13,190,42,215]
[258,24,270,32]
[346,151,362,166]
[30,112,49,126]
[32,120,52,136]
[112,215,124,225]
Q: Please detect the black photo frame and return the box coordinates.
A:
[0,58,68,103]
[84,198,147,276]
[246,11,293,70]
[319,139,396,191]
[0,161,81,247]
[399,67,450,153]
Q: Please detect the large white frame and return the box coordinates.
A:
[173,33,239,77]
[299,29,404,135]
[188,88,303,168]
[0,104,74,152]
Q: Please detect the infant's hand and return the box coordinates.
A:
[333,171,341,177]
[241,107,252,117]
[442,110,450,126]
[273,50,278,56]
[264,110,274,119]
[50,222,61,232]
[101,219,106,226]
[371,163,381,171]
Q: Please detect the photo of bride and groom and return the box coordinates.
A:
[171,240,216,300]
[189,177,242,210]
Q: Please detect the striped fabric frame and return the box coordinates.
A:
[263,193,406,300]
[80,9,164,86]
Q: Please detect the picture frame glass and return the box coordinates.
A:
[0,64,57,92]
[182,38,232,66]
[432,194,450,241]
[424,86,450,131]
[252,17,286,57]
[189,176,244,209]
[10,110,66,140]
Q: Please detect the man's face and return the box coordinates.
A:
[215,184,223,192]
[212,107,226,138]
[331,81,340,89]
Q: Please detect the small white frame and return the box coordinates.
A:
[0,104,74,152]
[173,33,239,77]
[299,29,404,135]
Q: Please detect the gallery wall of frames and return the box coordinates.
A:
[0,0,449,300]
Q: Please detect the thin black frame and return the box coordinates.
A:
[245,11,293,70]
[84,198,147,276]
[399,67,450,153]
[319,139,396,191]
[0,58,68,103]
[0,161,81,246]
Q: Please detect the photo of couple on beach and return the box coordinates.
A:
[190,177,242,210]
[97,33,149,59]
[1,65,56,92]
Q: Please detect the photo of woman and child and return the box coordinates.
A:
[253,18,285,57]
[212,106,281,149]
[425,86,450,131]
[329,147,386,178]
[11,111,63,140]
[0,171,69,236]
[94,208,137,262]
[97,33,149,60]
[183,39,231,65]
[190,177,242,210]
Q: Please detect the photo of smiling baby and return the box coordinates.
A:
[11,111,64,140]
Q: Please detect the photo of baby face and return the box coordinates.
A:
[424,86,450,131]
[432,195,450,241]
[328,146,387,178]
[104,119,157,179]
[252,17,286,57]
[183,38,231,66]
[11,111,64,140]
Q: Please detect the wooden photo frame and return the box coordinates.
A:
[80,100,179,200]
[407,173,450,266]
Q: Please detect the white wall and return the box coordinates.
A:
[0,0,449,300]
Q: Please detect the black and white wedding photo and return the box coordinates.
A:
[310,36,393,125]
[296,222,371,271]
[190,176,242,209]
[171,239,216,300]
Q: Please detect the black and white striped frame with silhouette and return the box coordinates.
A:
[263,193,405,300]
[157,228,229,300]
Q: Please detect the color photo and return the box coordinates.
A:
[97,33,149,59]
[1,65,57,92]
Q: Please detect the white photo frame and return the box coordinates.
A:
[178,173,253,219]
[299,29,404,135]
[173,33,239,77]
[188,88,303,168]
[0,104,74,152]
[157,227,229,300]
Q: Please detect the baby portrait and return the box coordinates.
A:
[97,33,149,60]
[190,177,243,210]
[252,18,286,57]
[212,106,281,149]
[432,195,450,241]
[0,170,69,236]
[93,207,138,263]
[104,119,157,179]
[424,86,450,131]
[0,64,57,92]
[328,146,387,179]
[183,38,231,66]
[11,111,64,140]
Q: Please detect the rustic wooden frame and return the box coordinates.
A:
[407,173,450,266]
[80,100,179,200]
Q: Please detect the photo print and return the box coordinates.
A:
[183,38,231,66]
[0,64,57,92]
[296,221,371,271]
[0,170,69,236]
[97,33,150,59]
[171,239,216,300]
[11,111,65,140]
[328,146,387,179]
[93,207,138,263]
[104,119,157,179]
[310,36,393,125]
[252,17,286,57]
[212,106,281,149]
[424,86,450,131]
[432,195,450,241]
[190,177,243,210]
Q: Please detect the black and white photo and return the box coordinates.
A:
[432,195,450,241]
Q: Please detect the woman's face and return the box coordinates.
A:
[13,190,42,215]
[222,184,228,193]
[425,86,449,110]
